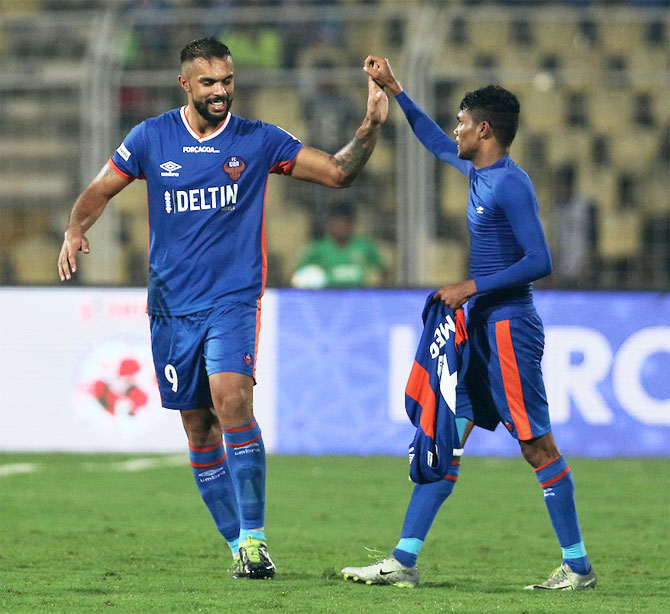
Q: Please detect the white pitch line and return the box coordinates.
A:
[86,454,186,473]
[0,463,39,477]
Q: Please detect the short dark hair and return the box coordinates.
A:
[460,85,520,148]
[180,37,231,64]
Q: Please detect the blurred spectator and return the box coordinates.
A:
[218,23,282,69]
[118,0,173,132]
[292,203,387,288]
[550,164,598,287]
[291,59,365,209]
[304,60,358,153]
[119,1,173,68]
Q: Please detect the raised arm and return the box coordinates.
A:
[363,54,472,176]
[288,77,388,187]
[58,162,132,280]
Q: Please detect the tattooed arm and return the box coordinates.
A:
[289,77,388,188]
[58,162,132,280]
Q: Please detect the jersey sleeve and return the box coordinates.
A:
[474,173,553,293]
[110,121,147,180]
[395,91,472,176]
[263,123,304,175]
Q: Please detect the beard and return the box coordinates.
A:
[193,95,233,124]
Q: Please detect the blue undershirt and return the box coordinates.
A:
[395,91,552,321]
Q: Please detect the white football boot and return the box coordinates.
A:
[525,563,597,590]
[342,555,419,588]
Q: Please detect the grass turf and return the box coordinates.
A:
[0,453,667,613]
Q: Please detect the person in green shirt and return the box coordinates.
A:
[292,204,388,288]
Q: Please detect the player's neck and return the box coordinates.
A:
[184,105,226,138]
[472,145,509,170]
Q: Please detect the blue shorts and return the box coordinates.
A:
[456,312,551,441]
[149,301,260,410]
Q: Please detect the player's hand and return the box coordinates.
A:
[433,280,477,309]
[58,223,90,281]
[365,76,388,125]
[363,55,403,96]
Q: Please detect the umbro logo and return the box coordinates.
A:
[198,466,226,483]
[199,467,225,478]
[475,205,484,214]
[160,161,182,177]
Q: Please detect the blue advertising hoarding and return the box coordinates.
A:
[275,289,669,457]
[0,287,667,456]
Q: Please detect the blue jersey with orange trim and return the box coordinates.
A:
[110,107,303,316]
[405,293,467,484]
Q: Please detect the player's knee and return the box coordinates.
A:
[519,432,560,468]
[213,388,253,425]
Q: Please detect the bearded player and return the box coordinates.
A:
[58,37,388,579]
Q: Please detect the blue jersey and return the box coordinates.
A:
[405,293,467,483]
[110,107,303,316]
[396,92,552,321]
[465,157,552,319]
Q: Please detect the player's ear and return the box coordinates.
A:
[479,120,492,139]
[178,74,190,93]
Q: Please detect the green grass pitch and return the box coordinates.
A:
[0,453,668,613]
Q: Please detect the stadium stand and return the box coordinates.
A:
[0,1,667,290]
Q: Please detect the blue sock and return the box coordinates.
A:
[189,441,240,556]
[222,419,266,532]
[392,458,460,568]
[239,528,266,543]
[535,455,591,575]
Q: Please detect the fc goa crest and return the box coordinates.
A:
[223,156,246,180]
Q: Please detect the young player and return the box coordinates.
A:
[340,55,596,591]
[58,37,388,580]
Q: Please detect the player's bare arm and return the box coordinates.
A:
[363,55,403,96]
[58,163,131,281]
[433,279,478,309]
[289,77,388,188]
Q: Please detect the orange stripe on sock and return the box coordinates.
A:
[225,433,262,448]
[495,320,533,441]
[444,474,458,482]
[540,466,571,488]
[189,442,224,453]
[190,453,226,468]
[222,420,258,434]
[534,456,562,473]
[405,360,436,437]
